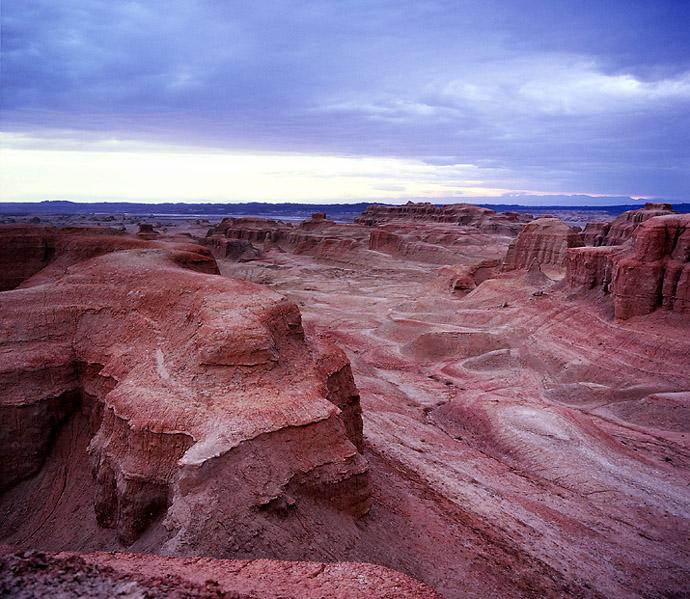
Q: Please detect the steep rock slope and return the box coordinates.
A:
[0,227,369,550]
[581,202,676,246]
[0,548,443,599]
[567,214,690,318]
[502,217,584,274]
[356,202,531,235]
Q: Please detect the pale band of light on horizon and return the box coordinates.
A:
[0,133,526,204]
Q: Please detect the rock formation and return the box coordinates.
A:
[436,259,502,294]
[502,217,584,274]
[565,245,621,291]
[356,201,531,235]
[206,217,290,243]
[201,237,261,261]
[567,214,690,318]
[0,549,443,599]
[612,214,690,318]
[0,226,369,547]
[581,202,676,246]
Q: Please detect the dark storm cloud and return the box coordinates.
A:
[2,0,689,199]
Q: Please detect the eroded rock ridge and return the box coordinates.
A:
[0,226,369,547]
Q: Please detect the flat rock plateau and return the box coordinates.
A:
[1,202,689,599]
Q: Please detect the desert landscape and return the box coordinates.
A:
[1,201,688,598]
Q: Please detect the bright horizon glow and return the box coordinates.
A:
[0,134,523,204]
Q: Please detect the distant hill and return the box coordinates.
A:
[1,200,688,220]
[0,201,372,220]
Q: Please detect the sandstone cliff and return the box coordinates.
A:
[0,227,369,548]
[567,214,690,318]
[503,217,584,274]
[581,202,676,246]
[356,202,531,235]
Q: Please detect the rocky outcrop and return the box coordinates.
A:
[0,549,443,599]
[297,212,335,231]
[356,202,531,235]
[436,259,502,294]
[581,202,676,246]
[0,227,369,547]
[368,228,490,265]
[200,237,261,261]
[612,214,690,318]
[503,217,584,273]
[567,214,690,318]
[0,225,219,291]
[206,217,291,243]
[566,245,622,291]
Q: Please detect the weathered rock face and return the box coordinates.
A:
[205,216,373,266]
[436,259,502,294]
[0,225,219,291]
[612,214,690,319]
[356,202,532,235]
[368,229,468,264]
[206,217,290,243]
[566,245,622,291]
[503,217,584,273]
[0,227,369,547]
[200,237,261,261]
[0,549,444,599]
[581,202,677,246]
[567,214,690,319]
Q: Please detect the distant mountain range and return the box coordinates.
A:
[1,200,688,220]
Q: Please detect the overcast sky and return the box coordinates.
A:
[1,0,689,204]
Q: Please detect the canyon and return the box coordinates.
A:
[1,203,689,598]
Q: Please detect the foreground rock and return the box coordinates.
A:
[0,549,442,599]
[567,213,690,318]
[0,226,369,550]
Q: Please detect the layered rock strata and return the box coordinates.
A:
[567,214,690,318]
[356,202,531,235]
[0,227,369,547]
[0,549,443,599]
[203,216,371,265]
[502,217,584,273]
[581,202,676,246]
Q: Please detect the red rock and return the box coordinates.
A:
[582,202,677,246]
[436,259,502,294]
[0,226,369,546]
[208,217,290,243]
[297,212,335,231]
[612,214,690,318]
[200,237,261,260]
[356,202,531,235]
[0,225,219,292]
[503,217,584,273]
[567,214,690,319]
[0,549,443,599]
[566,245,621,291]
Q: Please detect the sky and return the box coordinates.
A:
[1,0,689,205]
